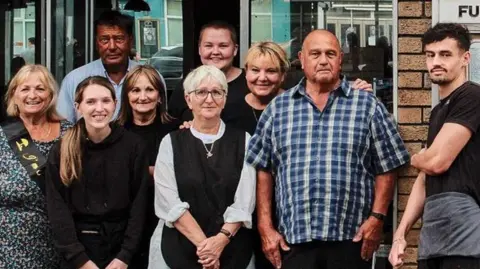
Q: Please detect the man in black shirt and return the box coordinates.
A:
[389,23,480,269]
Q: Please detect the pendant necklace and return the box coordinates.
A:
[193,120,218,158]
[202,141,215,158]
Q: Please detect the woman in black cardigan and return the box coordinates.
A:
[117,65,179,267]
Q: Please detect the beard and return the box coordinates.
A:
[430,75,453,85]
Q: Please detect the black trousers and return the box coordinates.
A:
[418,256,480,269]
[281,240,371,269]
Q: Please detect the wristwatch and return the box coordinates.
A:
[219,228,233,240]
[370,212,387,221]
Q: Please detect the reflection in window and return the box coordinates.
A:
[13,5,35,58]
[251,15,272,43]
[251,0,272,42]
[50,0,86,82]
[6,3,37,85]
[121,0,183,92]
[13,22,24,56]
[167,18,183,46]
[250,1,394,112]
[165,0,183,46]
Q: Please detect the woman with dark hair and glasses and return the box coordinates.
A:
[149,65,256,269]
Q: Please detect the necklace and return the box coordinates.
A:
[202,141,215,158]
[252,107,261,122]
[40,123,52,140]
[27,122,52,140]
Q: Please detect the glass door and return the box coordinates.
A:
[1,0,41,121]
[50,0,88,82]
[4,0,40,83]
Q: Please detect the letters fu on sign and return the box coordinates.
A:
[439,0,480,24]
[459,5,479,18]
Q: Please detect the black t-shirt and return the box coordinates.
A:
[426,81,480,203]
[168,69,250,128]
[124,116,179,261]
[125,116,179,166]
[236,101,263,135]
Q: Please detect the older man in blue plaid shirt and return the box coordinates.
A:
[246,29,409,269]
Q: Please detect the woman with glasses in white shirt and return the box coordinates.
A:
[149,65,256,269]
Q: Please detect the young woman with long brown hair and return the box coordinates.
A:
[45,76,150,269]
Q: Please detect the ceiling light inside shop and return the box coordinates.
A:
[8,0,28,9]
[124,0,151,12]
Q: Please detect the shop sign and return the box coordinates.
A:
[439,0,480,24]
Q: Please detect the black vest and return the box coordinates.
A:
[162,126,253,269]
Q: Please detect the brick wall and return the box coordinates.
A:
[396,1,432,268]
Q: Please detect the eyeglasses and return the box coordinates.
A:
[190,89,226,100]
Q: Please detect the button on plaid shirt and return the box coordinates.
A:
[246,77,409,244]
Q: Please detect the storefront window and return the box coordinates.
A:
[120,0,184,92]
[13,6,36,60]
[4,2,38,85]
[251,0,273,42]
[250,0,394,114]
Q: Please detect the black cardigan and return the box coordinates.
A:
[45,124,150,268]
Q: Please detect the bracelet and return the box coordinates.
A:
[219,228,233,240]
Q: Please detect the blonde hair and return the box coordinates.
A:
[59,76,116,186]
[244,41,290,74]
[183,65,228,95]
[117,65,172,125]
[5,64,61,121]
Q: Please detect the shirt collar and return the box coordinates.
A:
[292,75,352,98]
[101,58,137,86]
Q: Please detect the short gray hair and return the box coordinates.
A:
[183,65,228,95]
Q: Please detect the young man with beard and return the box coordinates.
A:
[389,23,480,269]
[246,29,409,269]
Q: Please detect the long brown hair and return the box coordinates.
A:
[117,65,172,125]
[59,76,116,186]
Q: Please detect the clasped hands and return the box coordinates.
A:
[196,233,230,269]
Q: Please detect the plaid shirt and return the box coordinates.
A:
[246,77,409,244]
